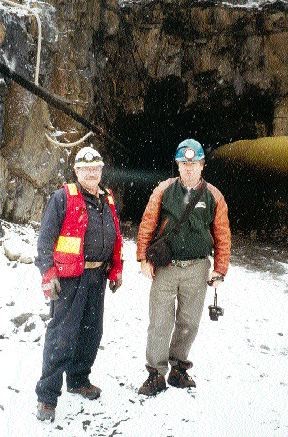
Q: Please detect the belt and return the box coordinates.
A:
[171,258,207,268]
[84,261,104,269]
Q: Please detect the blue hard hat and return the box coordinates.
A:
[175,139,205,162]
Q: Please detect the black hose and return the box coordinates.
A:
[0,62,129,152]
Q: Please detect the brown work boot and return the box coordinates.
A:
[138,366,166,396]
[67,383,101,400]
[36,402,56,422]
[168,359,196,388]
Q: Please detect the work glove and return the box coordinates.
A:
[42,267,61,300]
[207,270,224,289]
[109,274,122,293]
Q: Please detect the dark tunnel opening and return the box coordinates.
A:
[104,76,276,230]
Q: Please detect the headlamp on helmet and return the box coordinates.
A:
[184,149,195,161]
[175,139,205,162]
[74,146,104,168]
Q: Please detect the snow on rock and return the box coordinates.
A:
[0,223,287,436]
[3,238,21,261]
[3,226,36,263]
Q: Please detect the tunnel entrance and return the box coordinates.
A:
[105,76,275,224]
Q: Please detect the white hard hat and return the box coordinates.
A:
[74,146,104,168]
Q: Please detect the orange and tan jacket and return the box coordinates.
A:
[137,177,231,275]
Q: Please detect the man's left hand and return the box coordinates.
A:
[109,276,122,293]
[207,270,224,288]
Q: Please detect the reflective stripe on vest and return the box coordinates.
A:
[55,235,81,254]
[106,189,114,205]
[53,183,87,277]
[67,183,78,196]
[54,184,82,256]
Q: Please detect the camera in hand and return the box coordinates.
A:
[208,304,224,321]
[208,290,224,321]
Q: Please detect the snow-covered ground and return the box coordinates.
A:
[0,221,287,437]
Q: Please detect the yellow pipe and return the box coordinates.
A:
[212,136,288,174]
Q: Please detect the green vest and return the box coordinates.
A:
[160,179,216,260]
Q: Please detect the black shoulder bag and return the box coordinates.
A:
[146,181,207,267]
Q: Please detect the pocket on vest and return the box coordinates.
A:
[54,253,83,277]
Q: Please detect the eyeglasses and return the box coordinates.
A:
[77,166,103,172]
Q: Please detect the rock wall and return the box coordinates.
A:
[0,1,58,221]
[0,0,288,227]
[109,0,288,128]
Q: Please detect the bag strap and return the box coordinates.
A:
[167,180,207,236]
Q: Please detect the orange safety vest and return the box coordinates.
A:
[53,183,123,280]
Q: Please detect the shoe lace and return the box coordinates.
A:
[178,368,192,381]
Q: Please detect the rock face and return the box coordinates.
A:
[0,0,287,233]
[0,2,59,221]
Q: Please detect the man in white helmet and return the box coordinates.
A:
[35,145,123,421]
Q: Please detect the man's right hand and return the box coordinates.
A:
[207,271,224,289]
[141,260,155,279]
[41,267,61,300]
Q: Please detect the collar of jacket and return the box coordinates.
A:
[179,177,204,191]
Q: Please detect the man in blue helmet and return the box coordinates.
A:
[137,138,231,396]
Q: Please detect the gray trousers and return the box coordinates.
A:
[146,258,210,376]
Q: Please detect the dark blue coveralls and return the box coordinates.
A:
[35,183,116,406]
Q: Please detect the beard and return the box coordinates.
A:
[80,178,100,194]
